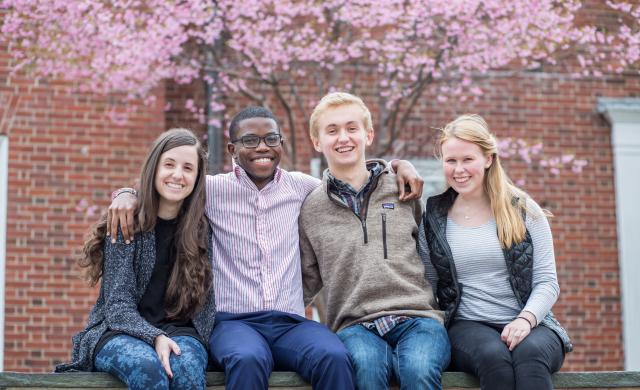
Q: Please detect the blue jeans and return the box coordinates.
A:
[337,317,451,390]
[210,311,355,390]
[94,334,208,390]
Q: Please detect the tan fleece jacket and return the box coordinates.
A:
[299,160,444,332]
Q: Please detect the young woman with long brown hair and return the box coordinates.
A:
[56,128,215,390]
[421,114,572,390]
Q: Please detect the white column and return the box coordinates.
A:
[0,136,7,370]
[598,98,640,370]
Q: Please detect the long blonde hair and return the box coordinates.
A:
[436,114,543,248]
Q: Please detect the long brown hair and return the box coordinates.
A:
[436,114,547,248]
[79,128,211,320]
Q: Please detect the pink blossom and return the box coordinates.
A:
[0,0,632,172]
[75,198,88,212]
[562,154,575,164]
[4,0,636,111]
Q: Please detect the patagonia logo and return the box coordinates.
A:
[382,203,395,209]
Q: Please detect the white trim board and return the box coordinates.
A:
[598,98,640,370]
[0,136,8,370]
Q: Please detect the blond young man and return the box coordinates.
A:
[299,92,451,390]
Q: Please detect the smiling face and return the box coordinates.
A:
[312,103,374,172]
[227,117,282,189]
[441,137,493,198]
[154,144,199,217]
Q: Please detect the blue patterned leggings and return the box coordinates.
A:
[94,334,208,390]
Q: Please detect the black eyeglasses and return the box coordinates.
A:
[231,133,283,148]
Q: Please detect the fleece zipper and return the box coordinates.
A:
[381,213,388,259]
[325,170,385,245]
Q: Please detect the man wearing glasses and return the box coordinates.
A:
[109,106,424,390]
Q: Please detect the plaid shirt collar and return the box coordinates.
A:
[327,162,383,215]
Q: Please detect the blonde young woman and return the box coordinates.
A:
[420,114,572,390]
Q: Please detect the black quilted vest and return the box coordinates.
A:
[423,188,573,352]
[423,188,533,325]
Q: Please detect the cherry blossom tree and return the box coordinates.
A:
[1,0,637,172]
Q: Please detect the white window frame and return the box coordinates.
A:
[598,98,640,370]
[0,135,8,370]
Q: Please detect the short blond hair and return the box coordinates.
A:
[309,92,373,139]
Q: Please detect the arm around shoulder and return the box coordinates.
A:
[389,159,424,201]
[107,191,138,242]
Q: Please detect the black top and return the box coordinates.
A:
[94,217,203,358]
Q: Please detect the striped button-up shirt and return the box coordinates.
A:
[204,163,320,316]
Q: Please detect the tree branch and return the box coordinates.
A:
[270,76,298,169]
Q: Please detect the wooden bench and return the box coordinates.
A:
[1,371,640,389]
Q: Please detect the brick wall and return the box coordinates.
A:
[2,2,638,374]
[0,42,166,370]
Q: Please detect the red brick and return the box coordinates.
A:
[2,3,635,374]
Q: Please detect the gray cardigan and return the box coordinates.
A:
[55,228,216,372]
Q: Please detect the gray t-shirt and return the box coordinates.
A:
[419,198,559,325]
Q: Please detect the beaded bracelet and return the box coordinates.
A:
[111,187,138,201]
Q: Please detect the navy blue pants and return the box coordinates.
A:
[209,311,355,390]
